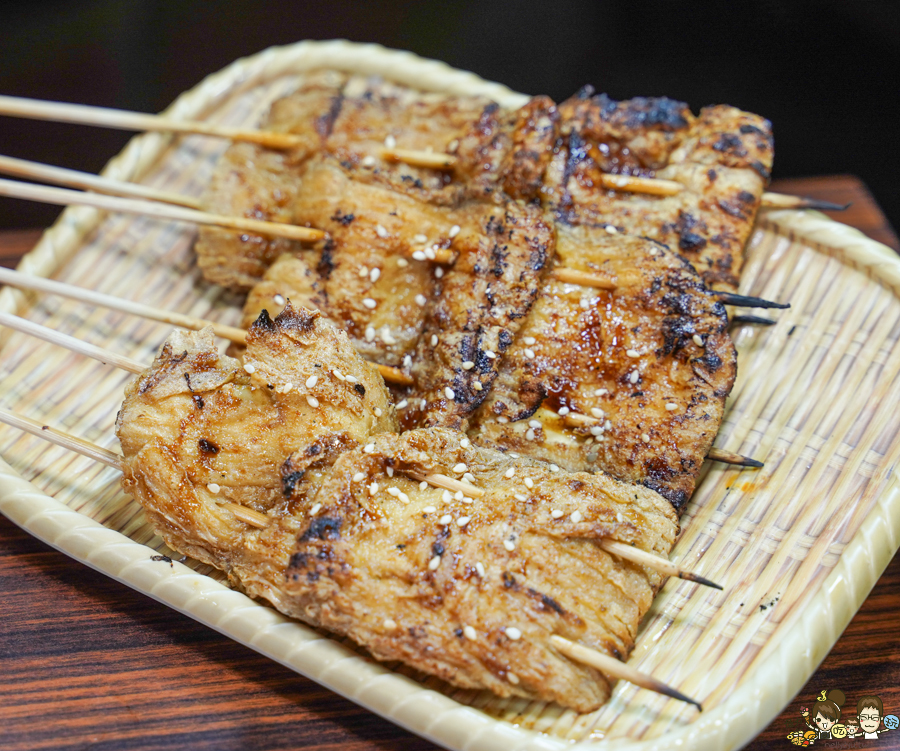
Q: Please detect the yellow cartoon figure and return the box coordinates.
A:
[802,689,846,740]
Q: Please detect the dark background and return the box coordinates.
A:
[1,0,898,232]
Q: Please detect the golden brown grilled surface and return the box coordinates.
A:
[469,230,736,512]
[544,88,774,290]
[116,304,678,713]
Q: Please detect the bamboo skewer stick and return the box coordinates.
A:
[0,310,147,373]
[598,540,722,590]
[0,154,202,209]
[0,94,304,150]
[0,268,411,387]
[759,192,850,211]
[706,447,763,468]
[549,635,702,710]
[403,470,485,498]
[713,291,790,309]
[0,178,325,242]
[381,148,456,170]
[599,173,683,196]
[0,406,705,709]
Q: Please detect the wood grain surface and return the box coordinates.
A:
[1,175,898,751]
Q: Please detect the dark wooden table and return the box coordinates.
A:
[1,176,898,750]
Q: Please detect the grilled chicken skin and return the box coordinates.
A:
[117,304,677,712]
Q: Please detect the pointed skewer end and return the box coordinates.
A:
[714,292,790,310]
[679,571,724,591]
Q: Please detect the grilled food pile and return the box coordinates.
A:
[117,71,774,710]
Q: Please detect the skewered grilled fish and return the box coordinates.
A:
[116,304,678,712]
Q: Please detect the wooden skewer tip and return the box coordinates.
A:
[714,292,790,310]
[707,447,764,468]
[730,314,777,327]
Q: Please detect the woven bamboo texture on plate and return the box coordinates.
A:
[1,41,899,751]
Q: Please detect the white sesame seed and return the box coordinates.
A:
[430,334,438,346]
[273,294,286,305]
[397,257,409,268]
[333,369,345,381]
[457,516,471,527]
[528,419,541,429]
[514,493,527,502]
[403,355,412,368]
[383,618,397,630]
[629,370,640,384]
[362,155,376,168]
[374,407,383,417]
[591,407,604,418]
[523,336,536,345]
[462,496,474,504]
[445,387,456,400]
[605,224,618,234]
[524,348,536,359]
[309,503,322,516]
[306,395,320,408]
[642,432,651,442]
[306,375,318,389]
[435,267,444,278]
[550,464,560,472]
[666,402,678,411]
[362,298,377,310]
[473,382,482,391]
[453,463,467,474]
[524,477,534,489]
[365,326,376,342]
[447,139,459,152]
[525,428,536,441]
[243,362,256,374]
[558,406,570,416]
[412,250,426,261]
[388,487,401,497]
[415,294,427,306]
[649,246,658,255]
[396,399,408,409]
[454,491,464,501]
[429,555,441,570]
[424,246,437,260]
[359,266,369,278]
[462,472,476,483]
[369,481,379,494]
[505,627,522,640]
[364,444,375,454]
[475,562,486,577]
[384,134,397,148]
[571,510,583,523]
[449,224,461,238]
[353,472,365,482]
[346,375,358,383]
[413,234,428,243]
[423,506,436,513]
[207,483,220,494]
[463,625,477,640]
[443,490,452,503]
[282,382,293,394]
[419,481,429,491]
[460,438,470,448]
[484,350,496,359]
[551,509,564,519]
[616,512,624,522]
[375,225,388,238]
[370,268,381,282]
[399,492,411,504]
[461,360,475,370]
[439,514,452,525]
[693,334,704,347]
[594,388,609,397]
[504,467,515,478]
[504,539,516,552]
[510,453,519,458]
[380,326,397,345]
[386,466,394,477]
[508,672,520,685]
[590,425,604,436]
[604,419,612,430]
[626,349,640,358]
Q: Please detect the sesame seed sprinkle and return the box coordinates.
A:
[484,350,496,359]
[629,370,640,384]
[525,429,536,441]
[693,334,704,347]
[352,472,365,482]
[447,139,459,152]
[243,362,256,374]
[449,224,461,238]
[571,510,583,523]
[505,627,522,640]
[369,481,379,495]
[274,294,285,305]
[359,266,369,277]
[419,481,428,490]
[403,355,412,368]
[412,250,426,261]
[282,382,294,394]
[388,487,401,497]
[207,483,220,494]
[523,336,536,345]
[460,438,470,448]
[462,472,475,483]
[415,294,427,306]
[666,402,678,411]
[362,298,377,310]
[649,246,658,255]
[375,224,388,238]
[346,375,358,383]
[508,673,520,685]
[558,406,570,416]
[384,134,397,148]
[594,388,609,396]
[435,267,444,278]
[457,516,471,527]
[551,509,564,519]
[443,490,452,503]
[309,503,322,516]
[306,395,320,408]
[445,387,456,400]
[453,463,467,474]
[306,375,318,388]
[430,334,438,346]
[423,506,436,513]
[524,477,534,489]
[642,432,651,442]
[591,407,604,418]
[514,493,527,502]
[374,407,383,417]
[428,555,441,570]
[383,618,397,630]
[370,268,381,282]
[454,491,464,501]
[528,419,541,429]
[364,444,375,454]
[626,349,640,358]
[463,625,477,640]
[524,348,536,360]
[425,247,436,260]
[473,382,482,391]
[386,467,394,477]
[605,225,618,234]
[550,464,560,472]
[475,562,486,577]
[365,326,376,342]
[462,360,474,370]
[505,468,515,478]
[396,399,408,409]
[503,539,516,552]
[362,155,376,167]
[397,257,409,267]
[413,234,428,243]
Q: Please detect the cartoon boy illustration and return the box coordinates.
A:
[846,695,894,740]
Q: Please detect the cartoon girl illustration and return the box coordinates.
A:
[801,689,846,740]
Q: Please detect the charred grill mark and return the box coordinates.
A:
[353,383,366,397]
[330,210,355,225]
[489,243,509,277]
[274,304,318,333]
[184,373,205,409]
[527,587,566,615]
[300,516,342,542]
[138,349,188,394]
[316,237,337,279]
[712,133,747,157]
[502,571,519,589]
[198,438,219,455]
[315,92,344,138]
